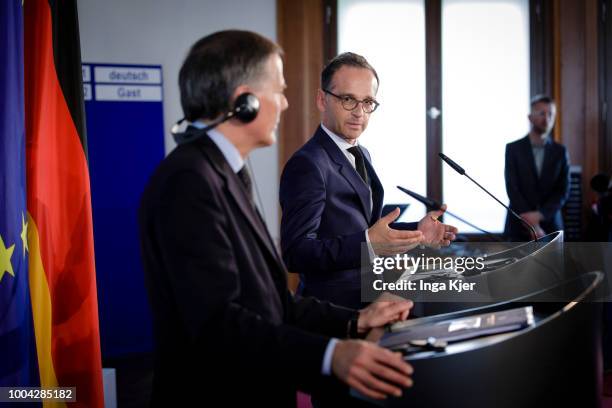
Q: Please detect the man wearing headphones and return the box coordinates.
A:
[139,30,414,406]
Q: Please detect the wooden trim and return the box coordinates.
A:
[584,0,601,201]
[530,0,554,98]
[557,0,585,224]
[277,0,327,291]
[552,0,562,143]
[426,0,442,204]
[553,0,603,238]
[603,0,612,174]
[323,0,338,64]
[277,0,326,170]
[580,0,602,237]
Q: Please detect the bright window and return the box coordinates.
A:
[441,0,530,232]
[338,0,531,232]
[338,0,427,222]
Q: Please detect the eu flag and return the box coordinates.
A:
[0,0,40,388]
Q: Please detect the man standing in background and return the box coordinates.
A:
[504,95,570,241]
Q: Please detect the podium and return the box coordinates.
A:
[400,231,568,316]
[357,271,604,408]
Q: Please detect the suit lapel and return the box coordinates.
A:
[195,136,286,273]
[314,127,372,218]
[364,157,384,224]
[521,136,540,183]
[539,141,555,184]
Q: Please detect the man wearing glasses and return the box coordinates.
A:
[279,52,457,310]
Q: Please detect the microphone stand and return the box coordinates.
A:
[438,153,538,242]
[396,185,503,242]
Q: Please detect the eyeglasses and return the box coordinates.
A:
[323,89,380,113]
[531,110,555,119]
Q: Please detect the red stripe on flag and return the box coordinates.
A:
[24,1,104,407]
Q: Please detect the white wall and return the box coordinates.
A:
[77,0,280,240]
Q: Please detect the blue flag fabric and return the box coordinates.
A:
[0,0,39,388]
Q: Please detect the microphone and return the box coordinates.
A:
[396,185,439,210]
[438,153,465,175]
[396,185,503,241]
[438,153,538,242]
[171,93,260,145]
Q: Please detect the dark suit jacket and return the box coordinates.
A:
[280,126,415,309]
[504,135,570,240]
[139,133,356,407]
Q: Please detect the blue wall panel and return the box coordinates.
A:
[84,63,165,358]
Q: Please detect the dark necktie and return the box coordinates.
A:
[347,146,369,185]
[237,165,254,202]
[237,165,269,238]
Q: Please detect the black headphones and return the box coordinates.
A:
[171,93,260,145]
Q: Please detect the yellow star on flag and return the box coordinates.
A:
[20,213,29,258]
[0,234,15,282]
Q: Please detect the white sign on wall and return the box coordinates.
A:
[94,66,162,84]
[82,64,163,102]
[95,84,162,102]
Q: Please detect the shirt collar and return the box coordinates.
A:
[529,135,551,148]
[320,123,359,152]
[193,121,244,173]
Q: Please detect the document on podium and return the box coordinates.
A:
[381,306,535,349]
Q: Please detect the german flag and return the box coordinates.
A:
[24,1,104,406]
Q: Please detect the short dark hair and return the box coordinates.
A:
[321,52,379,91]
[530,94,555,108]
[179,30,282,122]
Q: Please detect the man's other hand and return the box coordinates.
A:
[417,204,458,247]
[368,208,423,256]
[357,298,413,334]
[332,340,413,400]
